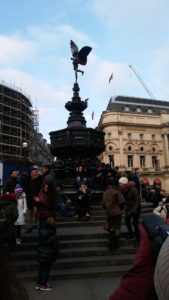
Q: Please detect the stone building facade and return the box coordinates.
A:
[98,96,169,191]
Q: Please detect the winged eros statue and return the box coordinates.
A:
[70,40,92,82]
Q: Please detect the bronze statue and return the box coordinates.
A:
[70,40,92,82]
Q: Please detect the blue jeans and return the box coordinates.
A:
[56,202,69,217]
[125,211,140,241]
[37,262,52,286]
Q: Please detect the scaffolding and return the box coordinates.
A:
[30,107,39,132]
[0,82,53,167]
[0,83,34,162]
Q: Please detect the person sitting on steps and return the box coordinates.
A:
[55,183,71,217]
[74,182,91,218]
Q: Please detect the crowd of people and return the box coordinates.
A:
[0,163,94,291]
[0,162,168,297]
[102,175,141,251]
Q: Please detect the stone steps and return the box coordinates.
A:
[24,213,153,229]
[55,212,152,222]
[13,202,153,280]
[12,244,136,261]
[35,216,151,228]
[13,254,134,274]
[16,265,132,280]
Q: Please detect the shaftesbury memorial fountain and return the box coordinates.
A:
[49,40,105,176]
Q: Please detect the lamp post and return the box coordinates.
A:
[22,142,29,169]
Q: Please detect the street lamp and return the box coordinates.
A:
[22,142,29,168]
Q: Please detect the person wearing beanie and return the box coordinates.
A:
[14,184,27,245]
[14,184,23,194]
[119,176,141,246]
[119,177,129,185]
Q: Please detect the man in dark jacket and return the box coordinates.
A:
[119,177,141,246]
[25,168,43,233]
[41,164,52,183]
[3,169,19,194]
[42,165,59,193]
[126,168,141,199]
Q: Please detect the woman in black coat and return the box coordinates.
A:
[36,217,59,291]
[35,183,59,291]
[75,182,91,218]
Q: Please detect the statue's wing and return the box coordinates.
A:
[78,46,92,65]
[70,40,78,56]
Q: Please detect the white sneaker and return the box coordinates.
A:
[16,239,21,245]
[85,212,90,217]
[35,285,41,290]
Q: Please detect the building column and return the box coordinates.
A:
[164,134,169,167]
[119,130,124,166]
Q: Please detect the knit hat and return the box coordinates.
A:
[14,184,23,193]
[119,177,128,185]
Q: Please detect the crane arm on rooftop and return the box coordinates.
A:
[129,65,155,99]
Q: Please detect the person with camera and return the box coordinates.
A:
[153,195,169,225]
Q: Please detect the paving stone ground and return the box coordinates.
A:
[23,277,121,300]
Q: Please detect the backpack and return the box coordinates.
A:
[0,194,18,233]
[0,206,8,230]
[143,213,169,262]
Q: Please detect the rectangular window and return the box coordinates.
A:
[107,132,111,139]
[140,155,145,167]
[152,156,157,168]
[140,134,144,140]
[128,155,133,168]
[152,134,155,140]
[108,155,114,168]
[128,133,131,139]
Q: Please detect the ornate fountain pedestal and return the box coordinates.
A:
[49,82,105,176]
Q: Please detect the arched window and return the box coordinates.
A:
[124,106,129,112]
